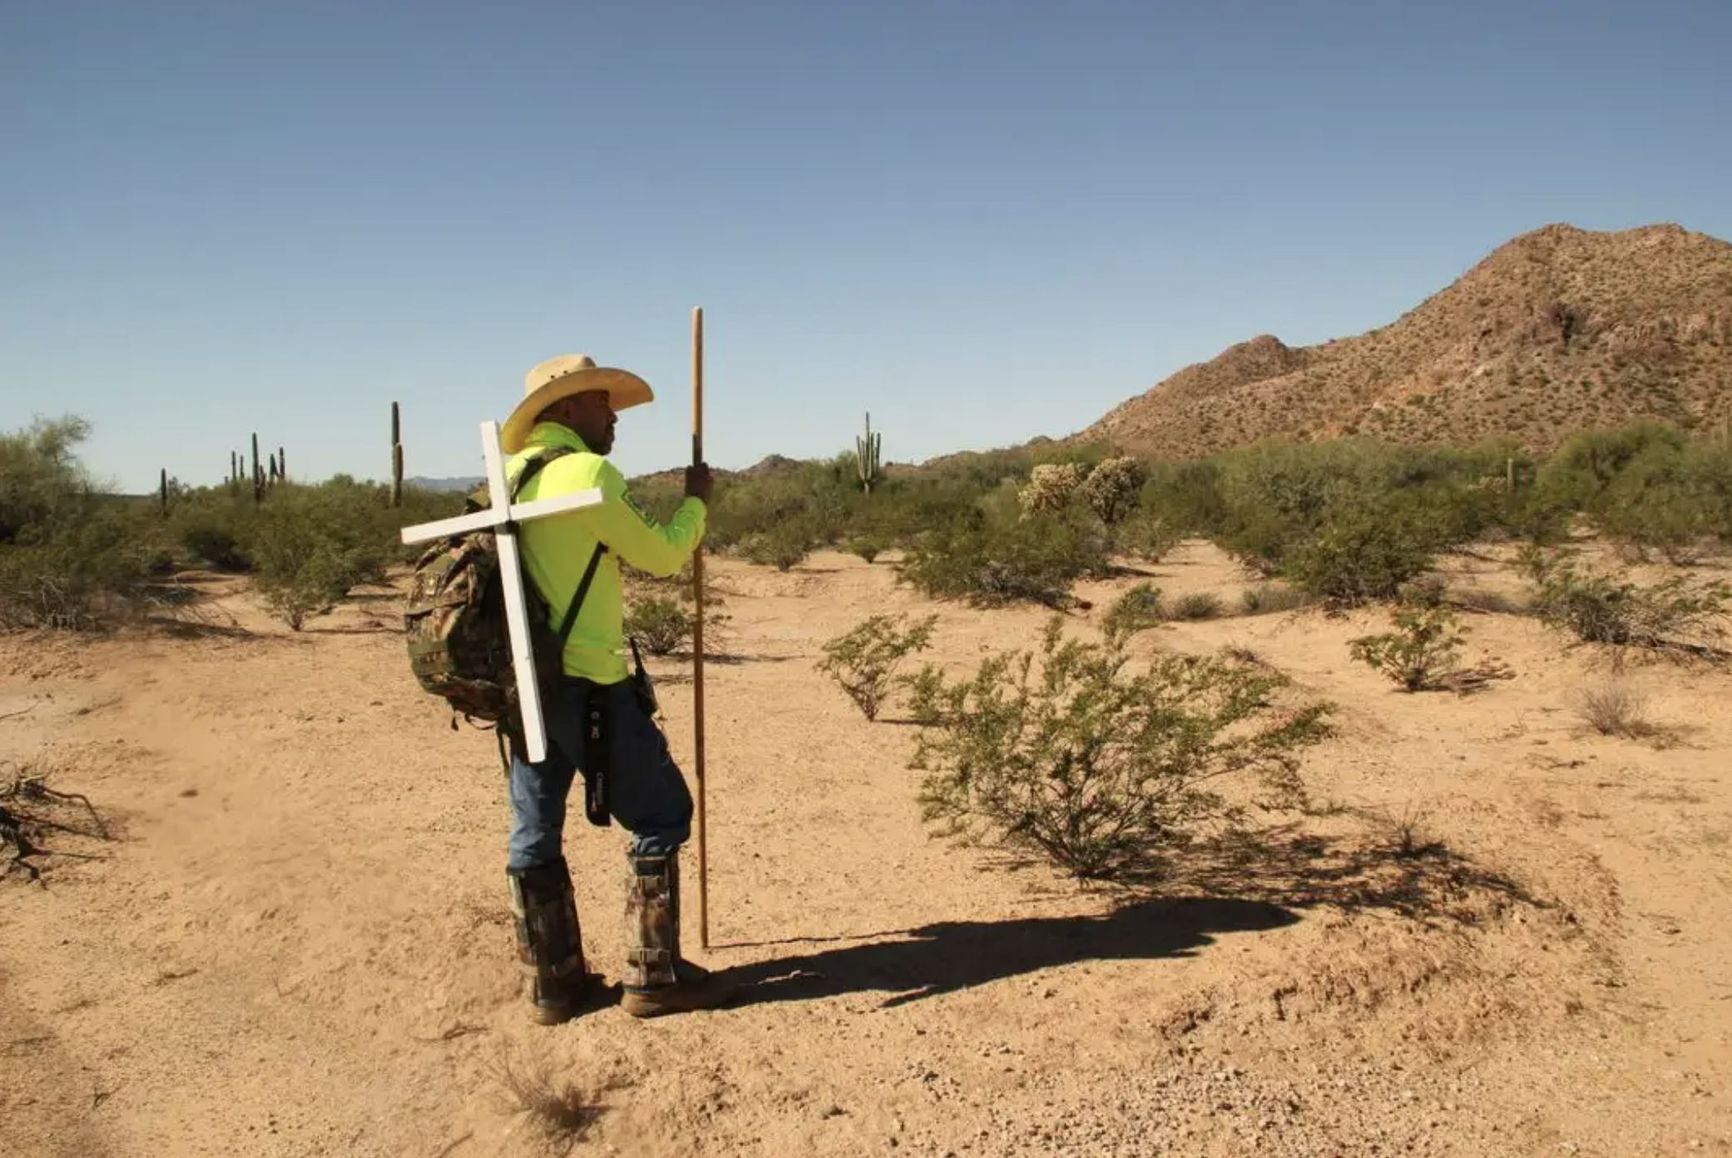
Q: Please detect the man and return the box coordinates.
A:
[498,352,730,1023]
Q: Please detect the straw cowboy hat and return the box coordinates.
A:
[502,354,655,453]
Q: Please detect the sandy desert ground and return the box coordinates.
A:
[3,544,1729,1157]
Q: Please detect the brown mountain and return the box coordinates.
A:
[1079,223,1732,458]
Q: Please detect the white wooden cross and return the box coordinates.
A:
[400,420,603,763]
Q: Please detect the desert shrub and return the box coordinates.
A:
[911,620,1331,880]
[900,663,948,726]
[0,506,160,629]
[1018,463,1087,515]
[0,418,161,629]
[1240,583,1312,615]
[249,484,396,629]
[1281,495,1445,605]
[1077,456,1146,526]
[625,596,694,656]
[1102,582,1163,641]
[1349,606,1465,691]
[1528,554,1729,652]
[1112,512,1180,561]
[1573,681,1653,738]
[1592,438,1732,561]
[845,536,885,564]
[816,613,938,720]
[737,518,815,571]
[1139,460,1226,536]
[899,508,1109,607]
[170,492,261,571]
[255,547,356,631]
[1537,421,1689,513]
[0,416,92,543]
[1171,591,1223,620]
[1396,573,1449,608]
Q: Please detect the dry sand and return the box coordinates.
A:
[3,544,1729,1156]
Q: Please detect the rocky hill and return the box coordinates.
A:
[1079,223,1732,457]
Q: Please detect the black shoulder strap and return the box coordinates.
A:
[555,543,608,646]
[510,445,606,648]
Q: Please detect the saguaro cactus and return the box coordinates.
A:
[390,401,404,508]
[251,433,264,503]
[230,450,238,485]
[269,453,279,484]
[855,411,883,495]
[278,446,286,483]
[159,468,169,516]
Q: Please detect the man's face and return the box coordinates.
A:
[565,390,617,454]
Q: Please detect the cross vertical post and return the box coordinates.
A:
[400,420,603,765]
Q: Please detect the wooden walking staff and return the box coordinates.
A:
[691,306,710,950]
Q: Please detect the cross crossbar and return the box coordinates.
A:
[398,420,604,763]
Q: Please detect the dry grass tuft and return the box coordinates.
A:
[1172,591,1224,620]
[1573,681,1654,738]
[492,1046,615,1149]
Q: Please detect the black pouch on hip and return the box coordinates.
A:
[580,690,612,828]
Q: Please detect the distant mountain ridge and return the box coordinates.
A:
[406,475,483,493]
[1078,223,1732,458]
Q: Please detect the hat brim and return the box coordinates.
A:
[501,367,654,453]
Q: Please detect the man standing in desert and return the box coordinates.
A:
[498,353,730,1023]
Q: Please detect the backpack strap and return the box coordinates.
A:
[509,447,570,502]
[510,444,607,650]
[555,542,608,647]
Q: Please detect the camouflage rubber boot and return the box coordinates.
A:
[620,850,735,1018]
[507,858,595,1025]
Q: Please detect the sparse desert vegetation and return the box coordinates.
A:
[5,409,1732,1156]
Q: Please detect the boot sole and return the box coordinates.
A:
[621,988,736,1018]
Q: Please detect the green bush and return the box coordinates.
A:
[249,483,396,629]
[737,518,815,571]
[1348,606,1466,691]
[1593,438,1732,561]
[911,620,1331,880]
[899,509,1109,607]
[844,536,885,564]
[1102,582,1163,641]
[1112,512,1179,561]
[1528,554,1729,652]
[0,418,160,629]
[625,595,695,656]
[816,613,938,720]
[1281,495,1443,605]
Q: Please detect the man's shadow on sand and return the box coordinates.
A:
[715,824,1537,1010]
[719,896,1295,1010]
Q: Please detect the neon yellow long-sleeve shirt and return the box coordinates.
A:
[508,422,706,685]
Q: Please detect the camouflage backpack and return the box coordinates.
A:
[404,449,605,732]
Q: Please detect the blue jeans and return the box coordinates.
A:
[507,679,693,870]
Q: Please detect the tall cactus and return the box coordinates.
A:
[230,450,238,486]
[855,411,883,495]
[159,468,169,517]
[390,401,404,508]
[278,446,286,484]
[251,433,264,504]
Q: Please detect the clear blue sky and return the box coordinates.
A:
[3,0,1728,491]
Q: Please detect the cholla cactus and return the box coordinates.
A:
[1018,462,1086,515]
[1078,456,1146,526]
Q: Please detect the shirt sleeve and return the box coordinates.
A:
[589,460,706,577]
